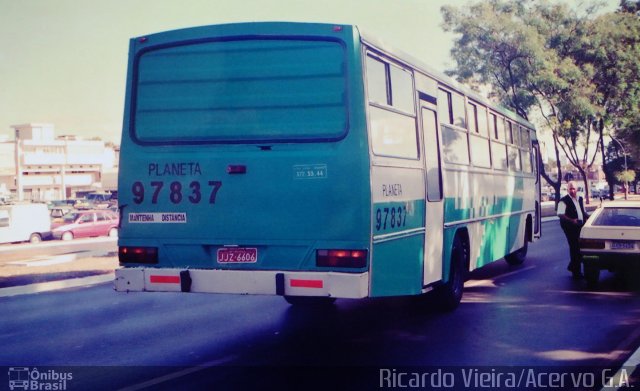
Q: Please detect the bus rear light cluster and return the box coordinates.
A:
[119,246,159,264]
[316,249,367,268]
[579,238,605,250]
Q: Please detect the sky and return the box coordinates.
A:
[0,0,619,144]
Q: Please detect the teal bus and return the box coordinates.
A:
[115,22,541,310]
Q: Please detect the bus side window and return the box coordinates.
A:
[389,66,415,114]
[452,93,466,129]
[366,56,388,106]
[366,54,418,160]
[469,102,491,168]
[438,87,469,165]
[437,88,466,129]
[491,113,507,170]
[437,89,453,125]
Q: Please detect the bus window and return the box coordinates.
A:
[367,55,415,115]
[133,38,347,144]
[369,106,418,159]
[511,123,520,146]
[389,65,415,114]
[452,92,466,128]
[442,125,470,165]
[366,56,388,106]
[467,103,478,134]
[367,55,418,159]
[496,117,506,142]
[508,145,521,171]
[468,102,490,168]
[438,89,453,125]
[477,105,489,137]
[520,126,530,148]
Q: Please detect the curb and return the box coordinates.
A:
[0,273,114,298]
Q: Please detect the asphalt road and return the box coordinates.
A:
[0,221,638,390]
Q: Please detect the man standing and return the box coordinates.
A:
[557,181,590,279]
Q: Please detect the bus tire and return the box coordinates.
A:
[435,234,467,312]
[505,241,527,265]
[284,296,336,306]
[29,233,42,244]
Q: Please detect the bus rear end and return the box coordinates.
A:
[115,23,372,300]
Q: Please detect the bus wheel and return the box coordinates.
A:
[29,233,42,244]
[505,241,527,265]
[435,235,466,312]
[284,296,336,306]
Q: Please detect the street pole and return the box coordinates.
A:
[610,136,628,200]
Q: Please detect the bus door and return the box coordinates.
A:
[532,140,542,239]
[420,103,444,287]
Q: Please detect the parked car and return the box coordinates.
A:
[74,192,115,209]
[579,201,640,288]
[51,209,119,240]
[0,203,51,243]
[49,205,75,219]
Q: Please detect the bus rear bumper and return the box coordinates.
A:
[114,267,369,299]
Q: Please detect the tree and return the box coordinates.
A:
[440,0,634,204]
[603,141,638,198]
[590,3,640,156]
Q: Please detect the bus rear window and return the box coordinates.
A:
[132,38,347,144]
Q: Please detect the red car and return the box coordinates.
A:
[51,210,119,240]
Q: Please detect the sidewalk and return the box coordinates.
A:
[0,252,117,289]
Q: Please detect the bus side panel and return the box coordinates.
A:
[370,235,424,296]
[369,166,425,297]
[443,170,528,271]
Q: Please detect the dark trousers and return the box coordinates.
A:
[561,225,582,273]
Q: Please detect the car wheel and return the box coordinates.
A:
[29,233,42,244]
[61,231,74,241]
[108,227,118,237]
[585,264,600,290]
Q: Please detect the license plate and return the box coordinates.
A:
[217,247,258,263]
[611,241,634,250]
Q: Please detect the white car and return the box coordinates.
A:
[579,201,640,288]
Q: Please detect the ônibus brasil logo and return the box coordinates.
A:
[8,367,73,390]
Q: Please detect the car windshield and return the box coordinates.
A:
[87,194,108,201]
[62,212,80,223]
[593,207,640,227]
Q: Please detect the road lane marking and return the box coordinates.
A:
[117,356,238,391]
[7,254,78,267]
[0,273,113,298]
[0,236,116,253]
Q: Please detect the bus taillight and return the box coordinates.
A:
[119,246,158,264]
[316,250,367,268]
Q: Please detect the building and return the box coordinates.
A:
[0,123,118,202]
